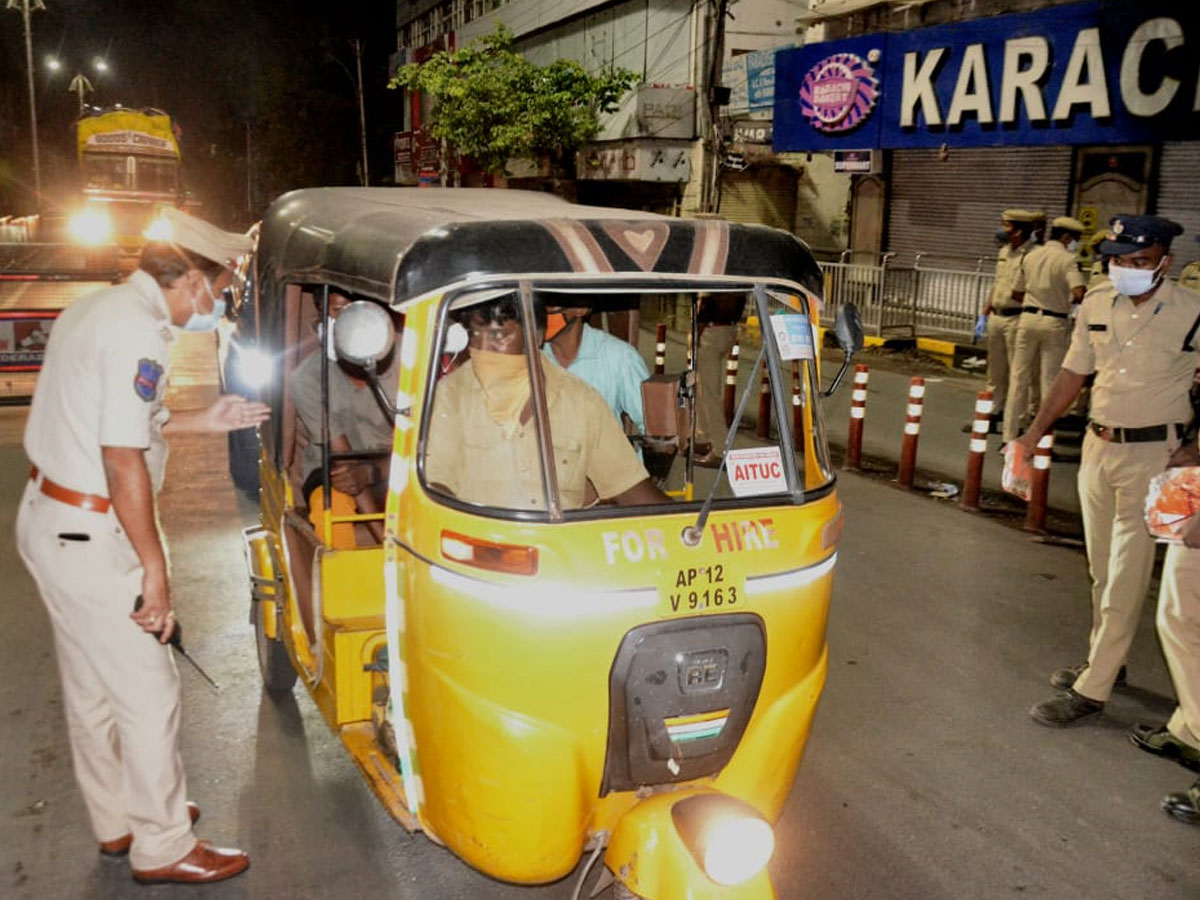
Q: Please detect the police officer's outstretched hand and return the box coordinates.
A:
[203,395,271,433]
[131,572,176,644]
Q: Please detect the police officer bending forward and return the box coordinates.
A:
[16,208,269,885]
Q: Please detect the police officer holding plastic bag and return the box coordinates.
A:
[1013,215,1200,727]
[15,208,268,884]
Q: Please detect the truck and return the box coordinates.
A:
[67,106,183,266]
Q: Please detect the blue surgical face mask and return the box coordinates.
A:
[181,277,226,332]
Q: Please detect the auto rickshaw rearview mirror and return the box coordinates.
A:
[834,302,864,354]
[821,303,865,398]
[333,300,395,368]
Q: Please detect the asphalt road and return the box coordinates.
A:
[1,332,1196,899]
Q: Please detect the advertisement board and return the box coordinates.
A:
[775,0,1200,151]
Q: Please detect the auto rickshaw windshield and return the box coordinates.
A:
[419,283,834,520]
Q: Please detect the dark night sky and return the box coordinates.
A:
[1,0,401,222]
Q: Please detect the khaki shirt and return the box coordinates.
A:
[1062,279,1200,427]
[424,357,648,511]
[990,240,1035,311]
[24,270,174,495]
[1014,241,1086,314]
[290,349,398,478]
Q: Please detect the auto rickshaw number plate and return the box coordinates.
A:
[659,562,745,617]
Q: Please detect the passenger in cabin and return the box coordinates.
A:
[542,301,649,433]
[290,291,398,543]
[424,295,666,510]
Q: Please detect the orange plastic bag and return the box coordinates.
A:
[1145,466,1200,543]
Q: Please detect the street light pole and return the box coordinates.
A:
[8,0,46,209]
[353,39,369,187]
[68,73,95,117]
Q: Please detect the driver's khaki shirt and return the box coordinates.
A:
[425,357,647,510]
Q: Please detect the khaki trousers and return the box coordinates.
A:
[1073,433,1178,701]
[1158,542,1200,751]
[695,323,737,449]
[1002,313,1069,443]
[985,312,1020,412]
[15,480,194,869]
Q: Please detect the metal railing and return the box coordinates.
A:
[819,250,996,343]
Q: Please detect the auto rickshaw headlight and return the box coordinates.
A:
[234,347,273,390]
[68,209,113,245]
[671,794,775,886]
[333,300,395,368]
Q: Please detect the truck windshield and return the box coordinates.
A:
[420,285,833,519]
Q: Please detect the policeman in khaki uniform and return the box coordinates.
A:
[981,209,1039,432]
[16,208,268,884]
[1002,216,1087,443]
[1015,215,1200,727]
[1135,432,1200,826]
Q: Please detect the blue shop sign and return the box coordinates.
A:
[774,0,1200,151]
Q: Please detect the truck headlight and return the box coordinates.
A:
[671,794,775,886]
[68,209,112,245]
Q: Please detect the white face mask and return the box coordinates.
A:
[1109,260,1164,297]
[1066,240,1079,253]
[321,319,338,361]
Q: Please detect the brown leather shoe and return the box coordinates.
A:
[132,840,249,885]
[99,801,201,857]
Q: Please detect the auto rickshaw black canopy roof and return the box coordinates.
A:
[257,187,823,304]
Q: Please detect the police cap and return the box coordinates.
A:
[1051,216,1086,234]
[1097,214,1184,256]
[1001,208,1036,224]
[155,207,252,270]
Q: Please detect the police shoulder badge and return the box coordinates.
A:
[134,358,164,402]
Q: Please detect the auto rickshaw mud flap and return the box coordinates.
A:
[603,790,776,900]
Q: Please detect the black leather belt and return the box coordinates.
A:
[1021,306,1069,319]
[992,307,1022,317]
[1088,422,1184,443]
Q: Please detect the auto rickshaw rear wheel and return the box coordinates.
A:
[253,598,297,693]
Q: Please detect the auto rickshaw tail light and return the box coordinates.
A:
[441,530,538,576]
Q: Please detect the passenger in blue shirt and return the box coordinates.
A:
[542,305,649,434]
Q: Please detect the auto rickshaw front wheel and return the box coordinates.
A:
[253,598,297,693]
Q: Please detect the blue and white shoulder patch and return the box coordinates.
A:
[134,358,164,402]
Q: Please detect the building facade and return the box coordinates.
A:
[389,0,814,221]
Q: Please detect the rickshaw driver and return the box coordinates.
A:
[425,296,667,510]
[542,302,649,434]
[291,291,399,543]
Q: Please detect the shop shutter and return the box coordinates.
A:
[718,165,799,231]
[886,147,1072,267]
[1156,142,1200,276]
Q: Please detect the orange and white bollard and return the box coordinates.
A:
[897,376,925,488]
[756,367,772,439]
[1023,433,1054,533]
[653,322,666,375]
[959,390,993,512]
[723,342,739,426]
[791,360,803,451]
[845,364,868,470]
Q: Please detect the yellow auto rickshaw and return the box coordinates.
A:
[236,187,862,898]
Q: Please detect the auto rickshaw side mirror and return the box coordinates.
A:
[821,303,865,398]
[332,300,400,416]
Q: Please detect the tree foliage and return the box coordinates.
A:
[389,26,636,177]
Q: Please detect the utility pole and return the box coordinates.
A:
[353,39,370,186]
[700,0,730,214]
[8,0,46,209]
